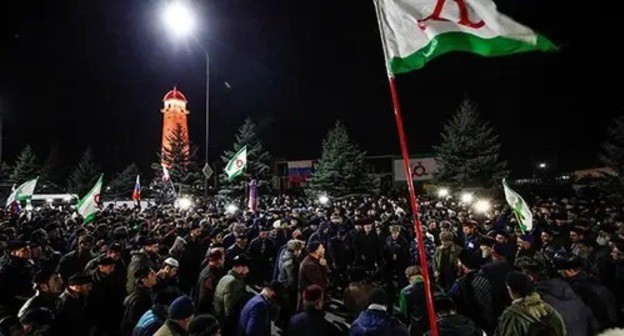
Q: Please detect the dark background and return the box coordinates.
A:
[1,0,620,178]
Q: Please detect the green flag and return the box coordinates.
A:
[77,175,103,224]
[5,177,39,207]
[502,178,533,232]
[224,146,247,180]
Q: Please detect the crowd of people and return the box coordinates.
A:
[0,192,623,335]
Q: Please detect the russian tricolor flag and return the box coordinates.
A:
[288,161,314,183]
[132,175,141,201]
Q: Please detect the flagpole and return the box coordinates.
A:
[388,75,439,336]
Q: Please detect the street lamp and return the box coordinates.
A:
[437,188,449,198]
[474,199,491,213]
[461,193,473,203]
[162,0,211,196]
[318,195,329,205]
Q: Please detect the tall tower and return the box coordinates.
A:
[161,87,190,167]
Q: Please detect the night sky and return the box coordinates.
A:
[1,0,621,178]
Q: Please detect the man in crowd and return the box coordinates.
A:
[214,254,252,335]
[0,240,36,318]
[494,271,566,336]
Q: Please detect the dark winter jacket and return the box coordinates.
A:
[57,250,95,284]
[298,255,328,292]
[566,271,618,331]
[424,314,484,336]
[194,263,226,314]
[247,237,277,283]
[449,270,493,333]
[238,294,271,336]
[224,244,246,269]
[214,270,249,319]
[55,289,93,336]
[133,304,168,336]
[493,293,566,336]
[534,277,597,336]
[179,235,209,293]
[328,236,352,271]
[480,261,514,321]
[399,276,443,334]
[89,269,125,335]
[277,246,299,290]
[287,307,342,336]
[350,306,409,336]
[18,292,61,319]
[121,284,153,336]
[383,236,410,271]
[0,255,35,318]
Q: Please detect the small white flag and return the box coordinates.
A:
[502,178,533,232]
[5,178,38,208]
[224,146,247,180]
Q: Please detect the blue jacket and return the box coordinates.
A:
[350,307,409,336]
[238,294,271,336]
[132,304,167,336]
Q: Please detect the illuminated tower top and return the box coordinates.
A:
[162,87,189,113]
[161,87,190,167]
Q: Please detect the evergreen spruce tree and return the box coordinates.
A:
[433,98,508,189]
[68,148,101,196]
[220,117,272,197]
[600,116,624,181]
[151,123,203,196]
[10,145,40,183]
[307,121,368,197]
[107,163,140,198]
[39,145,65,185]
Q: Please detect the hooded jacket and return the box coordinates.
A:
[350,306,409,336]
[535,277,597,336]
[493,293,566,336]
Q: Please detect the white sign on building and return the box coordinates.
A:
[394,158,437,181]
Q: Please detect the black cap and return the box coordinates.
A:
[108,242,123,252]
[97,257,116,266]
[33,269,56,285]
[458,249,481,270]
[307,241,322,253]
[231,254,250,267]
[134,267,152,281]
[268,280,285,296]
[553,252,582,270]
[68,273,93,286]
[7,240,27,252]
[369,288,389,306]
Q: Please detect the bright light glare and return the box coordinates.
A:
[46,198,54,204]
[178,198,193,210]
[163,1,195,38]
[474,200,491,213]
[539,163,547,169]
[226,204,239,214]
[64,195,73,202]
[318,195,329,205]
[25,204,34,211]
[461,193,473,203]
[437,188,449,198]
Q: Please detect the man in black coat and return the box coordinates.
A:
[224,234,247,269]
[517,256,598,336]
[55,273,94,336]
[0,240,36,318]
[556,253,618,331]
[194,250,226,314]
[286,285,342,336]
[424,295,485,336]
[327,229,353,289]
[57,234,96,284]
[247,230,277,286]
[18,269,63,319]
[480,242,515,324]
[383,225,410,287]
[121,267,158,335]
[178,222,209,294]
[88,257,125,335]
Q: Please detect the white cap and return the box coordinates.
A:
[273,220,281,229]
[164,257,179,268]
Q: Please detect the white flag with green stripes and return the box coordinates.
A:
[502,178,533,232]
[5,177,38,207]
[77,175,103,224]
[224,146,247,180]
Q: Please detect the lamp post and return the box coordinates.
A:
[162,0,210,197]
